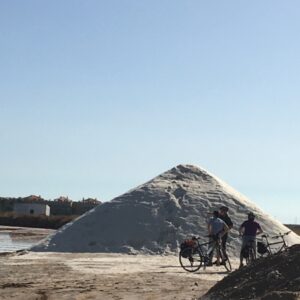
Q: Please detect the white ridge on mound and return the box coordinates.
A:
[32,164,300,256]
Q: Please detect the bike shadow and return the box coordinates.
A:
[159,265,231,275]
[198,270,230,275]
[159,265,183,269]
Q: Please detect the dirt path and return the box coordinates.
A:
[0,252,234,300]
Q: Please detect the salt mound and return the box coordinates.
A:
[31,164,300,255]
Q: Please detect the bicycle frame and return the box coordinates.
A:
[260,231,290,255]
[196,237,223,263]
[179,236,232,272]
[241,237,257,264]
[195,239,213,258]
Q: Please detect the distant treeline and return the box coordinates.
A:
[0,212,77,229]
[0,212,299,232]
[0,195,101,216]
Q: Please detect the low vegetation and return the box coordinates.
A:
[0,212,77,229]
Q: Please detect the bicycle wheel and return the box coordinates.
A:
[249,247,255,263]
[219,248,232,272]
[245,255,250,265]
[257,248,271,258]
[179,247,202,272]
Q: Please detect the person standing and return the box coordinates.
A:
[239,212,263,268]
[207,210,229,265]
[218,206,233,255]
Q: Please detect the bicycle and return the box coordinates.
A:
[240,237,256,265]
[179,236,232,273]
[257,231,291,257]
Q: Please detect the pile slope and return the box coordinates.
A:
[202,244,300,300]
[31,164,300,255]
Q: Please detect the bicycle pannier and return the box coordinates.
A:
[180,239,196,258]
[257,241,268,254]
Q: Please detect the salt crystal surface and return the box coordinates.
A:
[32,164,300,256]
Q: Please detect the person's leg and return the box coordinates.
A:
[208,237,214,265]
[239,236,246,268]
[239,251,244,268]
[251,237,257,259]
[216,239,221,265]
[221,234,228,260]
[222,234,227,250]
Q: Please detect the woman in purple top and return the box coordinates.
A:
[239,212,263,268]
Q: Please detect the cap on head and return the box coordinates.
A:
[213,210,219,217]
[220,206,229,212]
[248,212,255,219]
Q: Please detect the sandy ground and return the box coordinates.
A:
[0,251,238,300]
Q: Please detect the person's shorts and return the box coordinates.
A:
[242,235,256,249]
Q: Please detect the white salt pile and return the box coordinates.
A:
[32,164,300,256]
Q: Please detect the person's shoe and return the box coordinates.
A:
[239,263,244,269]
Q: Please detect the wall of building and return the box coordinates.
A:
[14,203,50,216]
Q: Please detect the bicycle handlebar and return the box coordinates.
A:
[262,231,291,239]
[192,231,291,241]
[191,234,221,240]
[271,231,291,239]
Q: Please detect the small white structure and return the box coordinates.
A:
[14,203,50,216]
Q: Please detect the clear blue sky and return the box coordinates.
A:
[1,1,299,223]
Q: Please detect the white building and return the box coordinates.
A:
[14,203,50,216]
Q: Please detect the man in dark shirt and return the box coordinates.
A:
[239,212,263,268]
[218,206,233,257]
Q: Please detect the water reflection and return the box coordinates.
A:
[0,233,36,252]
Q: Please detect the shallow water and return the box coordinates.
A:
[0,233,36,252]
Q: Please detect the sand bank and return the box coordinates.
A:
[0,251,237,299]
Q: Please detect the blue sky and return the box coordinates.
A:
[1,1,299,223]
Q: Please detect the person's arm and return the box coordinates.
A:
[222,223,229,236]
[256,223,263,235]
[208,223,212,235]
[227,217,233,230]
[217,220,229,238]
[239,222,245,236]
